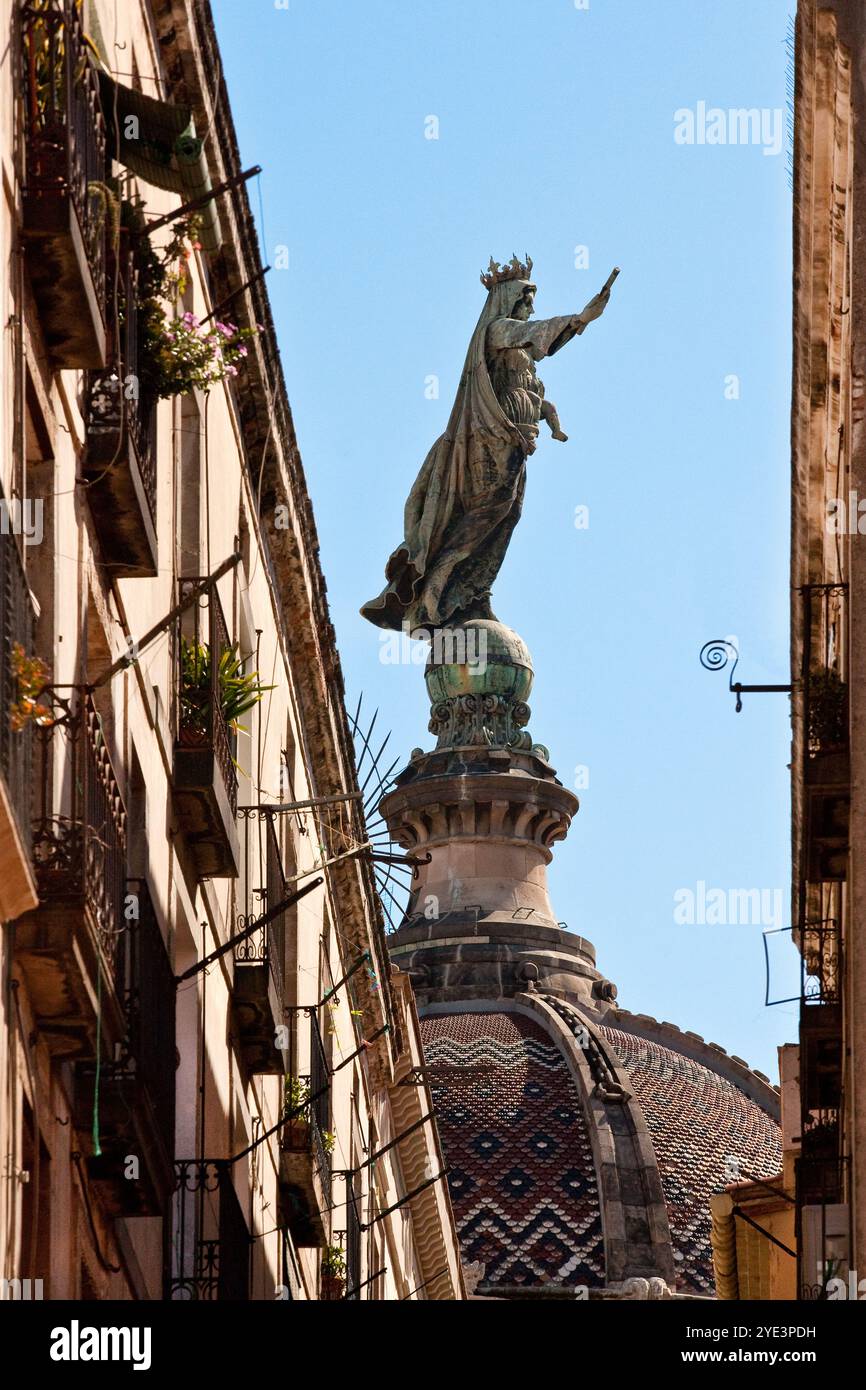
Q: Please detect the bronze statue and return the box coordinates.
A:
[361,256,617,632]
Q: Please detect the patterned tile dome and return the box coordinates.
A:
[600,1024,782,1294]
[422,1011,604,1288]
[419,1003,781,1296]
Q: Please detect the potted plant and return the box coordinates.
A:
[281,1075,311,1151]
[320,1244,346,1301]
[142,310,260,399]
[178,638,273,747]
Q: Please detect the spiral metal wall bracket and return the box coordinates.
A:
[699,638,791,713]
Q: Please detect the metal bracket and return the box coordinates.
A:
[700,639,791,712]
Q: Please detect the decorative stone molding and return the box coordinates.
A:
[429,692,548,759]
[382,754,578,859]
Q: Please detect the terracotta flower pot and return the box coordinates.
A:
[321,1273,345,1301]
[282,1117,311,1152]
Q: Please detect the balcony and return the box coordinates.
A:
[72,878,176,1215]
[344,1186,362,1300]
[798,919,843,1117]
[801,585,849,882]
[279,1012,332,1246]
[20,0,106,367]
[12,691,127,1057]
[172,580,240,879]
[232,811,288,1074]
[166,1160,251,1300]
[0,528,39,920]
[81,230,158,577]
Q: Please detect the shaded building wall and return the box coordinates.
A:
[0,0,462,1302]
[791,0,865,1295]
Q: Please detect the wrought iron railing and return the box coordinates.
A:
[309,1011,332,1204]
[85,230,157,520]
[115,878,176,1148]
[31,690,126,964]
[283,1008,333,1206]
[21,0,106,300]
[234,810,286,1001]
[119,243,156,511]
[345,1186,362,1300]
[0,527,37,855]
[801,583,848,758]
[796,1154,850,1299]
[799,917,841,1008]
[166,1160,251,1300]
[176,578,238,813]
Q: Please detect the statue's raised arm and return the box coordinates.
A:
[361,255,617,633]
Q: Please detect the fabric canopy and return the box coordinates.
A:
[98,72,222,253]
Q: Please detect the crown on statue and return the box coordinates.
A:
[480,253,534,291]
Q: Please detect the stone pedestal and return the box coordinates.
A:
[382,622,612,1009]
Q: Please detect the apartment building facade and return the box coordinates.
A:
[790,0,864,1300]
[0,0,462,1302]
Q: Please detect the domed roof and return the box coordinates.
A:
[419,1000,781,1297]
[423,1010,605,1288]
[599,1023,782,1294]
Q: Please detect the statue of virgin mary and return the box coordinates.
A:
[361,256,615,632]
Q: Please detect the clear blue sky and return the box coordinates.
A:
[213,0,798,1077]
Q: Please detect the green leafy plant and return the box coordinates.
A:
[25,1,102,132]
[321,1130,336,1155]
[282,1075,310,1121]
[321,1245,346,1279]
[9,644,53,732]
[808,667,848,752]
[87,179,121,248]
[178,638,274,738]
[117,196,261,399]
[142,311,260,399]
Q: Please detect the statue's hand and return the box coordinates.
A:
[577,288,611,326]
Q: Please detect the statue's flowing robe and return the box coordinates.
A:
[361,279,579,631]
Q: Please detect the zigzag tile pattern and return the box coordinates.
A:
[420,1011,605,1288]
[600,1025,782,1294]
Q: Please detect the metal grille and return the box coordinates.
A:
[116,878,176,1149]
[85,231,157,522]
[166,1159,251,1301]
[21,0,106,302]
[234,810,286,1000]
[0,528,36,855]
[802,583,848,756]
[31,690,127,964]
[309,1012,332,1204]
[119,236,156,519]
[176,578,238,813]
[345,1186,362,1300]
[265,815,286,1001]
